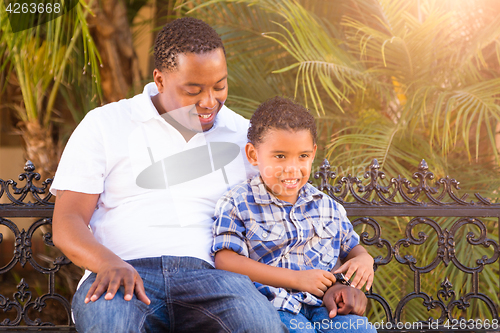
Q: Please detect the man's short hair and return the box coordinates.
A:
[248,96,317,146]
[154,17,225,72]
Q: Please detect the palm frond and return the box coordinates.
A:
[0,0,102,127]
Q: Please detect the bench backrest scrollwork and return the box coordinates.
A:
[313,158,500,332]
[0,161,73,331]
[0,159,499,332]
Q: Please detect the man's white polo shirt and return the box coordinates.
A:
[50,82,256,265]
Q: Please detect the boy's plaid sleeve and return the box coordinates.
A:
[211,194,250,258]
[337,202,360,260]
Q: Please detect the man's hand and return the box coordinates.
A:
[85,259,150,305]
[323,283,367,318]
[291,269,336,297]
[52,190,150,305]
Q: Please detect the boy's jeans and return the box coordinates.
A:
[72,256,287,333]
[279,304,377,333]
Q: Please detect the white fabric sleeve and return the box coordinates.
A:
[50,111,106,195]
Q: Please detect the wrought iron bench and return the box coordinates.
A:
[1,159,499,332]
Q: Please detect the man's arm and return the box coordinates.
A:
[215,249,336,297]
[52,190,150,305]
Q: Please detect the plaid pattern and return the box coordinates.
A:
[212,175,359,314]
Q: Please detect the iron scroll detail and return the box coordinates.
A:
[0,159,498,329]
[313,158,500,207]
[0,161,54,206]
[313,158,500,326]
[0,162,72,327]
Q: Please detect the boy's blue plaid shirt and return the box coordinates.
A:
[212,175,359,314]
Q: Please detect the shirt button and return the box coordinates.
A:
[299,231,303,237]
[262,232,268,238]
[294,304,300,309]
[284,254,289,259]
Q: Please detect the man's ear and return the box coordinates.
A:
[153,69,164,93]
[245,142,259,166]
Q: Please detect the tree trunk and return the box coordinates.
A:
[18,121,59,181]
[153,0,181,50]
[87,0,142,103]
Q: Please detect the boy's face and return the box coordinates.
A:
[152,48,228,132]
[246,128,317,204]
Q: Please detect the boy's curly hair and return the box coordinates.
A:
[154,17,225,72]
[248,96,317,146]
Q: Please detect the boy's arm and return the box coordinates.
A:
[215,249,336,297]
[333,244,374,291]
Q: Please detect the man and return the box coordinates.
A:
[52,17,367,332]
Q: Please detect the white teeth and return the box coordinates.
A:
[198,114,211,119]
[282,179,298,185]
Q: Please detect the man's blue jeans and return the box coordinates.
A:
[72,256,287,332]
[279,304,377,333]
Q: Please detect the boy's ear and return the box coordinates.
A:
[312,144,317,159]
[245,142,259,166]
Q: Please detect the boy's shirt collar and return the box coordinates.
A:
[249,174,322,206]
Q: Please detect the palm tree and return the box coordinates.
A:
[0,0,102,179]
[180,0,500,322]
[86,0,143,103]
[0,0,105,302]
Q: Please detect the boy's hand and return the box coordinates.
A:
[333,253,374,291]
[291,269,336,297]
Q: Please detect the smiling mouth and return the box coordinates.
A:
[198,114,212,119]
[282,179,299,186]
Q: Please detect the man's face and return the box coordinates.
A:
[153,48,228,132]
[245,129,317,204]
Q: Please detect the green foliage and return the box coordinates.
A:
[180,0,500,183]
[181,0,500,322]
[0,0,102,132]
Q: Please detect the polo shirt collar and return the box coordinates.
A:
[211,104,238,133]
[249,174,322,206]
[131,82,238,133]
[130,82,161,123]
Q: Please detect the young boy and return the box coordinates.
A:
[212,96,376,332]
